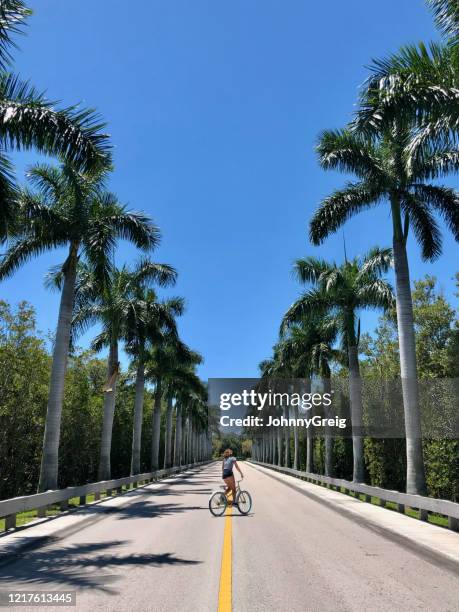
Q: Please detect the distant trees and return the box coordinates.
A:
[0,298,211,499]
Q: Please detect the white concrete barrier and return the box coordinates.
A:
[0,461,210,531]
[249,460,459,531]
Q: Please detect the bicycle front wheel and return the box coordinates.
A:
[209,491,228,517]
[236,490,252,514]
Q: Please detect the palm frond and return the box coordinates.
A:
[0,233,66,279]
[413,147,459,180]
[427,0,459,41]
[0,0,31,71]
[0,151,16,238]
[412,183,459,240]
[293,256,332,284]
[90,329,110,353]
[317,128,382,180]
[131,257,177,288]
[401,192,443,260]
[356,279,395,311]
[106,206,160,251]
[280,289,330,334]
[359,247,393,278]
[354,41,459,137]
[0,74,111,172]
[26,163,65,202]
[17,189,62,230]
[44,262,65,292]
[309,181,381,245]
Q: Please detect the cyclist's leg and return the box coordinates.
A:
[227,475,236,505]
[223,476,231,498]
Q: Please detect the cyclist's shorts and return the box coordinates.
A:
[222,469,233,479]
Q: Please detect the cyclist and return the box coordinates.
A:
[222,448,243,506]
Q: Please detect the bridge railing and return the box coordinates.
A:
[249,460,459,531]
[0,461,209,532]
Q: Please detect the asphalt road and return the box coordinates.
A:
[1,462,458,611]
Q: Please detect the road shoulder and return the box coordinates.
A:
[247,462,459,572]
[0,465,208,567]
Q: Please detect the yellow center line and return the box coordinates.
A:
[217,501,233,612]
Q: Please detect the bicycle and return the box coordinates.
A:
[208,479,252,516]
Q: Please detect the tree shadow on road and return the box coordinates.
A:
[111,501,204,520]
[141,487,213,496]
[0,540,201,594]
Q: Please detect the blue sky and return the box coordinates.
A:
[3,0,458,378]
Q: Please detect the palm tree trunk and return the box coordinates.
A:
[277,426,282,467]
[304,379,313,473]
[38,242,79,492]
[292,403,299,470]
[130,357,145,475]
[283,405,290,467]
[182,417,188,465]
[174,403,182,466]
[151,379,162,471]
[323,377,333,477]
[189,421,193,463]
[98,339,119,481]
[393,236,426,495]
[164,396,173,469]
[348,345,364,483]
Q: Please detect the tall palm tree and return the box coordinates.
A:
[259,354,292,468]
[182,386,208,464]
[282,249,394,483]
[310,126,459,494]
[163,366,203,469]
[73,260,177,481]
[145,334,196,471]
[279,316,341,476]
[0,2,110,237]
[0,163,159,490]
[272,339,307,471]
[125,289,183,475]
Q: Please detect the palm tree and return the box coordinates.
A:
[309,125,459,494]
[73,260,177,481]
[0,163,159,490]
[145,334,197,471]
[355,0,459,153]
[282,249,394,483]
[271,339,306,471]
[125,289,183,475]
[0,2,110,237]
[279,316,341,476]
[259,354,292,468]
[163,366,204,469]
[181,386,208,464]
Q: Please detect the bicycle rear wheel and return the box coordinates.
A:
[236,490,252,514]
[209,491,228,516]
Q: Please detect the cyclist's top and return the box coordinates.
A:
[223,456,236,471]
